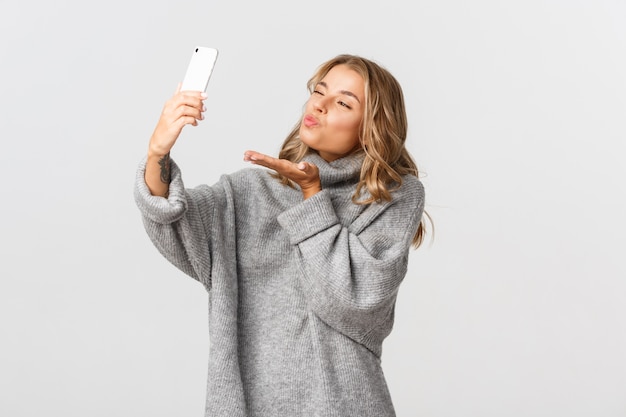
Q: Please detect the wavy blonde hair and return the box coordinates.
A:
[276,54,430,248]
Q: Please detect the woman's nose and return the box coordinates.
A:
[312,96,327,113]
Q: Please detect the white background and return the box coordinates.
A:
[1,0,625,416]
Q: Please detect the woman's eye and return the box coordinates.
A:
[313,90,323,95]
[338,101,351,109]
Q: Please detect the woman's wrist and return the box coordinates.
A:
[301,184,322,200]
[147,141,171,160]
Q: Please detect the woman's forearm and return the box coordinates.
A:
[143,86,206,197]
[145,151,171,197]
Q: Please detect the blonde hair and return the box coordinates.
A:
[276,54,430,248]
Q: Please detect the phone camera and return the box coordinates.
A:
[195,48,198,52]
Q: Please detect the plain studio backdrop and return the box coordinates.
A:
[1,0,624,416]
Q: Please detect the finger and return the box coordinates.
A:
[180,88,208,100]
[245,153,289,174]
[175,83,181,94]
[174,90,204,102]
[297,161,319,174]
[243,150,271,162]
[172,115,199,131]
[164,97,204,119]
[176,105,204,121]
[176,94,206,111]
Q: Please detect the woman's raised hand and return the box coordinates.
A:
[244,150,322,199]
[144,85,206,197]
[148,84,207,157]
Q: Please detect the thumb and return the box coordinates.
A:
[298,161,319,172]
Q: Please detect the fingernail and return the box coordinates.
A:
[202,105,206,111]
[201,93,208,98]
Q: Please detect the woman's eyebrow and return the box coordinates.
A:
[317,81,361,104]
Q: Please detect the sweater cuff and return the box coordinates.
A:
[133,157,188,224]
[277,189,339,245]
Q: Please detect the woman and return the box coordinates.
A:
[135,54,427,416]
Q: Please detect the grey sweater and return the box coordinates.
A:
[134,151,425,417]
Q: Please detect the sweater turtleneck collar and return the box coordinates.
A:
[302,151,364,186]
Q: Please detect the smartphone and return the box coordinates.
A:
[180,46,219,92]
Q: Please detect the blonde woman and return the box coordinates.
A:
[135,54,428,417]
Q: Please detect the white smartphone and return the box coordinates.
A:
[180,46,219,92]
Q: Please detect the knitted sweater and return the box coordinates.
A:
[134,151,425,417]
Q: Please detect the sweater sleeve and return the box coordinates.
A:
[133,157,214,288]
[276,177,424,354]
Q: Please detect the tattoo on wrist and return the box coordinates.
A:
[158,153,171,184]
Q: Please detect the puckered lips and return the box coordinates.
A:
[303,115,319,128]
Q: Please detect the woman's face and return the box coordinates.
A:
[299,64,365,162]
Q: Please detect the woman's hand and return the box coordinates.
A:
[144,85,206,197]
[148,84,207,158]
[243,150,322,199]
